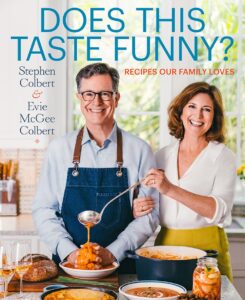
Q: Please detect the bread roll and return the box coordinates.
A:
[16,254,58,282]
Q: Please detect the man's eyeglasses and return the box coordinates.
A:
[79,91,116,102]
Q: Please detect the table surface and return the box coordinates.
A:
[2,275,242,300]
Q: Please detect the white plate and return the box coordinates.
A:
[59,261,119,279]
[119,280,187,300]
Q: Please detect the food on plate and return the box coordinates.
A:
[67,221,115,271]
[73,242,102,270]
[63,261,114,270]
[69,222,101,270]
[138,249,197,260]
[192,259,221,300]
[126,286,180,298]
[44,288,115,300]
[14,254,58,282]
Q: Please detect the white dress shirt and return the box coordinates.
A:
[156,140,236,229]
[32,124,159,261]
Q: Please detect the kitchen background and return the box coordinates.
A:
[0,0,244,213]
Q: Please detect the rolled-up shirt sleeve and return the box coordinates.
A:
[205,148,236,227]
[107,144,159,261]
[32,141,78,261]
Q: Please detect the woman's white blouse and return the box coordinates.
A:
[156,140,236,229]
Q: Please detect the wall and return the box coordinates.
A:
[0,0,69,212]
[0,0,68,148]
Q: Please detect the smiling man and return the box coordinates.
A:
[32,63,159,273]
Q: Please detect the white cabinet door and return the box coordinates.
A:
[229,235,245,299]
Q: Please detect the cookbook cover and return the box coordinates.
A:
[0,1,243,208]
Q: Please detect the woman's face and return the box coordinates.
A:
[181,93,214,138]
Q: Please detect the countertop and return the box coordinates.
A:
[0,214,36,235]
[2,275,242,300]
[1,214,245,236]
[1,215,243,299]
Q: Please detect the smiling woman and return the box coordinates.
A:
[167,82,225,143]
[179,93,214,143]
[134,82,236,282]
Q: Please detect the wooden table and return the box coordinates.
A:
[8,269,119,293]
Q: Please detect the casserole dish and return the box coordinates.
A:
[41,285,118,300]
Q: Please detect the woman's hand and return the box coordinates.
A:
[133,197,155,218]
[143,168,173,195]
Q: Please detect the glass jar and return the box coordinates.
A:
[193,257,221,300]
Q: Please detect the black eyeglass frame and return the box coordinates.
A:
[79,91,117,101]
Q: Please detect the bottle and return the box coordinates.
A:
[193,257,221,300]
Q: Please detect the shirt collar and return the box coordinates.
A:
[82,122,118,146]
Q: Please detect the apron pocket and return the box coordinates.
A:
[96,192,122,229]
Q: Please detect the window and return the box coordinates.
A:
[69,0,161,151]
[195,0,245,166]
[69,0,245,166]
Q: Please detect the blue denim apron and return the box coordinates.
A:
[57,127,135,273]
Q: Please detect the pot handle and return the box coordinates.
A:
[125,250,140,260]
[204,249,218,258]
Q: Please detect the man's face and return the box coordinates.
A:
[77,74,120,129]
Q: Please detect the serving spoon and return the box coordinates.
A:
[78,179,145,227]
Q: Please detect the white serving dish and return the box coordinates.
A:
[119,280,187,300]
[59,261,119,279]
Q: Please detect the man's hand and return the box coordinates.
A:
[97,246,115,266]
[67,243,115,267]
[67,248,79,265]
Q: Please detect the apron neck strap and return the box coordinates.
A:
[116,127,123,177]
[73,127,84,164]
[72,126,123,177]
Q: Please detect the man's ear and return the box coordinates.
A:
[115,92,120,106]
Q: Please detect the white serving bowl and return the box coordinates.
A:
[119,280,187,300]
[59,261,119,279]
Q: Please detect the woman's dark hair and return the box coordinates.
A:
[168,82,225,142]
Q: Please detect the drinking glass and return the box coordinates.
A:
[14,241,32,299]
[0,241,15,299]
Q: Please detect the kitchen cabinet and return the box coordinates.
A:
[228,234,245,299]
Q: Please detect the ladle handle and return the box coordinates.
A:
[99,179,143,219]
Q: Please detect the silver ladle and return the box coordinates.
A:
[78,179,144,227]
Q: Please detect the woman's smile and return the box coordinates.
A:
[181,93,214,138]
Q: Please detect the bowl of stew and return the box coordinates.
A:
[119,280,187,300]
